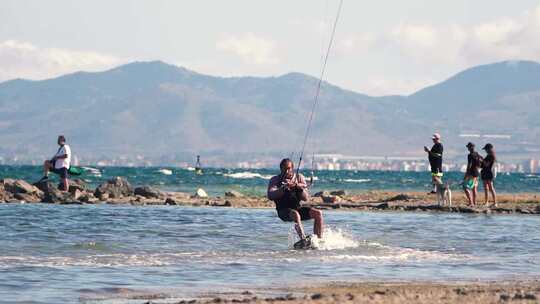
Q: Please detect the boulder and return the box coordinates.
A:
[314,191,330,197]
[330,190,347,197]
[134,186,164,199]
[0,183,12,202]
[322,194,342,203]
[2,179,43,196]
[79,192,98,204]
[94,177,133,199]
[14,192,41,203]
[165,197,177,205]
[194,188,208,198]
[68,179,87,192]
[225,190,244,198]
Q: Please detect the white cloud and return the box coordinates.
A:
[337,4,540,95]
[216,33,279,65]
[0,40,124,82]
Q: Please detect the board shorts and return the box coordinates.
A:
[277,207,313,222]
[51,167,68,179]
[463,176,478,190]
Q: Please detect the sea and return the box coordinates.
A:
[1,166,540,303]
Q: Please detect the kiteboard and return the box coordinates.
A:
[293,234,316,250]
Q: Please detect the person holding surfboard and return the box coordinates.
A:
[39,135,71,191]
[267,158,324,247]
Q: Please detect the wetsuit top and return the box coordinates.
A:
[267,173,309,211]
[481,154,496,178]
[428,143,443,173]
[467,152,483,177]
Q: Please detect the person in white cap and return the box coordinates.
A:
[424,133,443,194]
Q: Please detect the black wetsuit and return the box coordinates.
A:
[481,154,496,181]
[429,143,443,175]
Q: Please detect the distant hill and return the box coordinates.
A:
[0,60,539,163]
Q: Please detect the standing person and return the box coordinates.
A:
[267,158,324,243]
[424,133,443,194]
[38,135,71,191]
[481,143,497,207]
[463,142,482,206]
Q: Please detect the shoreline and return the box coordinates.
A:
[95,280,540,303]
[0,176,539,215]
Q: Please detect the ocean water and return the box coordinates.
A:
[1,165,539,196]
[1,204,539,303]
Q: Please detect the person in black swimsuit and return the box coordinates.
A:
[481,143,497,207]
[464,142,483,206]
[267,158,324,241]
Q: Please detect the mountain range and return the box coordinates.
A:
[0,60,539,164]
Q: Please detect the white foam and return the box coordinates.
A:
[224,172,273,180]
[343,178,371,183]
[157,169,173,175]
[311,228,359,250]
[288,227,359,250]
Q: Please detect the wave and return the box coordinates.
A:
[224,172,273,180]
[157,169,173,175]
[343,178,371,183]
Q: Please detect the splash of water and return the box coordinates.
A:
[288,226,358,250]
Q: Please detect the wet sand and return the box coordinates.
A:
[186,281,540,304]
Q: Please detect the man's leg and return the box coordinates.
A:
[42,160,52,178]
[61,177,69,192]
[309,208,324,238]
[291,210,305,240]
[472,178,478,205]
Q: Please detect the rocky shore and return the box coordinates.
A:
[181,281,540,304]
[1,177,539,215]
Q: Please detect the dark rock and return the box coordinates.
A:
[376,202,389,209]
[322,195,341,203]
[165,197,177,205]
[524,293,537,300]
[241,291,253,295]
[225,190,244,198]
[285,293,295,300]
[385,193,412,202]
[330,190,347,197]
[311,293,323,300]
[94,177,133,199]
[314,191,330,197]
[374,290,386,295]
[68,179,87,192]
[134,186,164,199]
[499,293,510,301]
[224,200,233,207]
[517,208,533,214]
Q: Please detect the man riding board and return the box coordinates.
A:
[267,158,324,247]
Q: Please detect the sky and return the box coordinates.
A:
[1,0,540,96]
